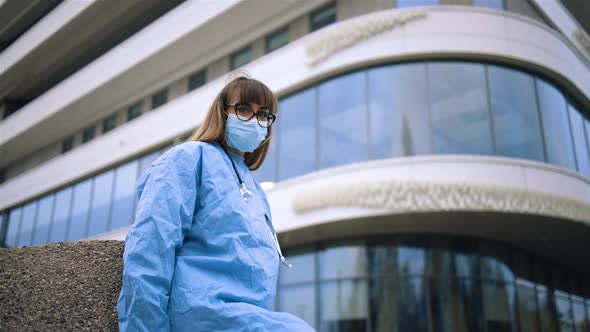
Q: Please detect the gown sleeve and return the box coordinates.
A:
[117,145,199,332]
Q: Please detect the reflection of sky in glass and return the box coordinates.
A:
[320,244,367,279]
[319,71,368,168]
[569,105,590,177]
[537,79,576,171]
[67,179,92,241]
[278,89,316,180]
[397,0,439,8]
[429,62,493,155]
[49,188,72,243]
[87,170,114,237]
[473,0,504,9]
[6,207,22,247]
[320,280,368,323]
[280,285,316,329]
[32,195,54,246]
[17,201,37,246]
[110,160,138,231]
[279,251,315,285]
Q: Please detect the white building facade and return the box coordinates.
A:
[1,0,590,331]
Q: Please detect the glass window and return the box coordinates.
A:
[430,278,480,332]
[127,102,142,121]
[370,245,399,277]
[398,276,429,332]
[0,213,6,247]
[253,135,277,183]
[49,187,72,243]
[87,170,114,237]
[571,296,588,332]
[151,88,168,109]
[82,126,95,143]
[488,66,544,162]
[17,201,37,247]
[536,79,576,171]
[568,105,590,177]
[368,64,430,158]
[310,3,336,32]
[230,46,252,70]
[102,114,117,133]
[188,69,207,91]
[425,239,453,277]
[398,245,426,276]
[278,89,317,180]
[453,240,480,278]
[517,280,541,332]
[67,179,92,241]
[474,0,504,10]
[397,0,439,8]
[110,160,138,231]
[371,277,399,332]
[555,293,575,332]
[279,251,316,285]
[31,195,54,246]
[280,285,317,329]
[320,243,367,279]
[5,207,22,247]
[479,242,514,281]
[62,136,74,153]
[319,71,368,168]
[429,62,493,155]
[482,281,518,331]
[320,280,369,332]
[266,27,289,53]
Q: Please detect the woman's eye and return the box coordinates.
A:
[237,106,251,115]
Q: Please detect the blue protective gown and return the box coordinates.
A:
[117,141,315,332]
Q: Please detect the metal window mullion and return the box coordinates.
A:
[484,65,498,156]
[532,78,549,163]
[107,169,118,232]
[64,186,75,242]
[82,178,96,239]
[28,199,40,247]
[565,100,580,172]
[45,193,57,245]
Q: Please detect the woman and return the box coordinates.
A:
[117,74,315,331]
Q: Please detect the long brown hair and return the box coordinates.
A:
[188,73,277,170]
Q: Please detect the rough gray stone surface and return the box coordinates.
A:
[0,240,124,332]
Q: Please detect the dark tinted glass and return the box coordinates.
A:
[188,69,207,91]
[151,88,168,109]
[310,3,336,32]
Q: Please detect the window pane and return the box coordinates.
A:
[67,179,92,241]
[371,277,399,332]
[320,280,368,332]
[430,278,480,332]
[82,126,95,143]
[537,287,559,332]
[110,160,138,231]
[572,297,588,332]
[151,88,168,109]
[49,187,72,243]
[127,102,142,121]
[517,280,541,332]
[320,243,367,279]
[568,105,590,176]
[230,46,252,70]
[479,242,514,281]
[453,240,479,278]
[103,114,117,133]
[278,89,317,180]
[397,0,439,8]
[474,0,504,10]
[188,69,207,91]
[398,245,426,276]
[32,195,54,246]
[279,285,317,329]
[555,293,575,332]
[398,276,428,332]
[368,64,430,158]
[266,27,289,53]
[536,79,576,170]
[425,239,453,277]
[17,201,37,246]
[62,136,73,153]
[5,207,22,247]
[319,71,368,168]
[488,66,544,161]
[279,251,315,285]
[429,63,493,155]
[0,213,6,246]
[370,245,399,277]
[253,133,277,183]
[482,281,517,332]
[310,3,336,32]
[87,170,114,237]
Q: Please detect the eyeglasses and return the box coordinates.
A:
[226,103,276,128]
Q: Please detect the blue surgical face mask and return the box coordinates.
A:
[225,114,267,153]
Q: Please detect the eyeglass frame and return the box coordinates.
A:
[225,103,276,128]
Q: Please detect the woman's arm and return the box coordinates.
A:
[117,145,199,332]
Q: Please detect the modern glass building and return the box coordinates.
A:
[1,0,589,331]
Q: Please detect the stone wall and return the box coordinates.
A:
[0,241,124,332]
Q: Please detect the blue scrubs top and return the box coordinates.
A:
[117,141,315,332]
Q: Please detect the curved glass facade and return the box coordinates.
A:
[256,61,590,182]
[277,236,590,332]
